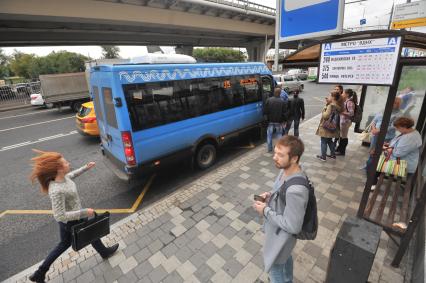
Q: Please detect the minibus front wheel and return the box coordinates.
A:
[195,143,216,169]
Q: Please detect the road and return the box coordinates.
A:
[0,81,331,280]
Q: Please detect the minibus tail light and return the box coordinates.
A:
[121,131,136,166]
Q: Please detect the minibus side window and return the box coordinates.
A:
[102,87,118,129]
[241,75,261,104]
[92,86,104,122]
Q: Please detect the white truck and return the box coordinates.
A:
[39,72,90,112]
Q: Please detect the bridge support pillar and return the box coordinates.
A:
[175,45,194,56]
[246,39,273,62]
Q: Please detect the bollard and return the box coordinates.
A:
[325,216,382,283]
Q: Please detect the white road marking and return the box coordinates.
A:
[0,131,78,152]
[0,109,57,120]
[0,116,74,132]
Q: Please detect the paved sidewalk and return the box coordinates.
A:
[5,115,409,283]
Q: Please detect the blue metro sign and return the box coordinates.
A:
[278,0,344,42]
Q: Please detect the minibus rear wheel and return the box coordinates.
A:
[195,143,216,169]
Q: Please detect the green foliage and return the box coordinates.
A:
[101,46,120,59]
[398,66,426,92]
[0,49,11,78]
[193,47,245,62]
[7,50,88,79]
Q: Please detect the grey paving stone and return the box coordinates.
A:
[192,211,205,222]
[159,232,175,245]
[123,232,139,246]
[303,242,322,259]
[194,264,215,282]
[134,247,152,262]
[182,218,196,229]
[320,218,338,231]
[184,226,201,240]
[217,216,232,227]
[251,251,264,267]
[161,221,175,232]
[158,213,172,223]
[222,258,244,277]
[174,234,190,248]
[103,266,123,283]
[242,239,262,256]
[117,270,138,283]
[237,228,255,242]
[207,222,225,235]
[181,209,194,218]
[139,276,152,283]
[204,215,218,225]
[147,219,162,230]
[150,227,166,239]
[80,256,98,273]
[221,226,238,239]
[192,203,203,212]
[148,265,168,282]
[92,261,111,278]
[136,227,151,238]
[217,244,237,260]
[189,251,209,268]
[200,206,214,217]
[134,261,154,279]
[200,242,219,258]
[136,234,152,249]
[48,274,64,283]
[62,265,82,282]
[148,239,164,254]
[215,207,228,217]
[76,270,95,283]
[178,201,193,211]
[315,254,329,271]
[161,242,179,258]
[187,237,204,253]
[123,242,140,258]
[175,246,193,263]
[234,205,246,214]
[162,271,184,283]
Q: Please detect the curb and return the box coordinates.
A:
[0,104,33,113]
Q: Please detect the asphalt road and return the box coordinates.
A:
[0,81,332,280]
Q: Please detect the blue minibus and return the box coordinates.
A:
[90,55,273,180]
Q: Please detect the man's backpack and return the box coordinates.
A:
[279,176,318,240]
[322,107,339,132]
[346,102,363,124]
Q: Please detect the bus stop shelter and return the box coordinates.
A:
[281,29,426,267]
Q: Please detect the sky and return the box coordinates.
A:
[2,0,425,59]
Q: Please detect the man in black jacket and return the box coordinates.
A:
[264,88,289,152]
[285,91,305,136]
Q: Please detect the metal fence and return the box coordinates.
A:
[0,82,41,106]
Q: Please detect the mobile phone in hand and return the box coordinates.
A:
[254,194,266,202]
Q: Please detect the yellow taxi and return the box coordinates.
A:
[76,101,99,136]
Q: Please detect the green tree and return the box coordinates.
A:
[101,46,120,59]
[0,49,11,79]
[193,47,245,62]
[9,51,38,79]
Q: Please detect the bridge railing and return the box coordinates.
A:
[205,0,276,16]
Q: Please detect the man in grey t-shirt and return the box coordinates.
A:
[253,136,309,283]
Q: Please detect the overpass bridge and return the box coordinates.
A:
[0,0,276,61]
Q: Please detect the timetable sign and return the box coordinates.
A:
[318,37,401,85]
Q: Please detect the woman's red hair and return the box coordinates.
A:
[30,149,63,193]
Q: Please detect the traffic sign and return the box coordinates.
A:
[360,19,366,25]
[391,1,426,29]
[278,0,344,42]
[318,37,402,86]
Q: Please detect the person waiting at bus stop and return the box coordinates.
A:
[264,87,289,152]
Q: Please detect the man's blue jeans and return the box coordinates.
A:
[285,118,300,137]
[269,256,293,283]
[321,137,335,158]
[267,123,283,152]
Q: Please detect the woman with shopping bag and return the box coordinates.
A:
[29,150,118,283]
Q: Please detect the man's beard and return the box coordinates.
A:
[275,161,291,170]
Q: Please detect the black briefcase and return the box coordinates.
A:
[71,212,110,251]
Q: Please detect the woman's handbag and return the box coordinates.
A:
[359,123,372,143]
[376,150,407,178]
[322,108,339,132]
[71,211,110,251]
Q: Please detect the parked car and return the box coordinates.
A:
[30,92,53,108]
[286,69,308,80]
[13,83,32,96]
[0,85,16,100]
[273,74,304,94]
[75,101,99,136]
